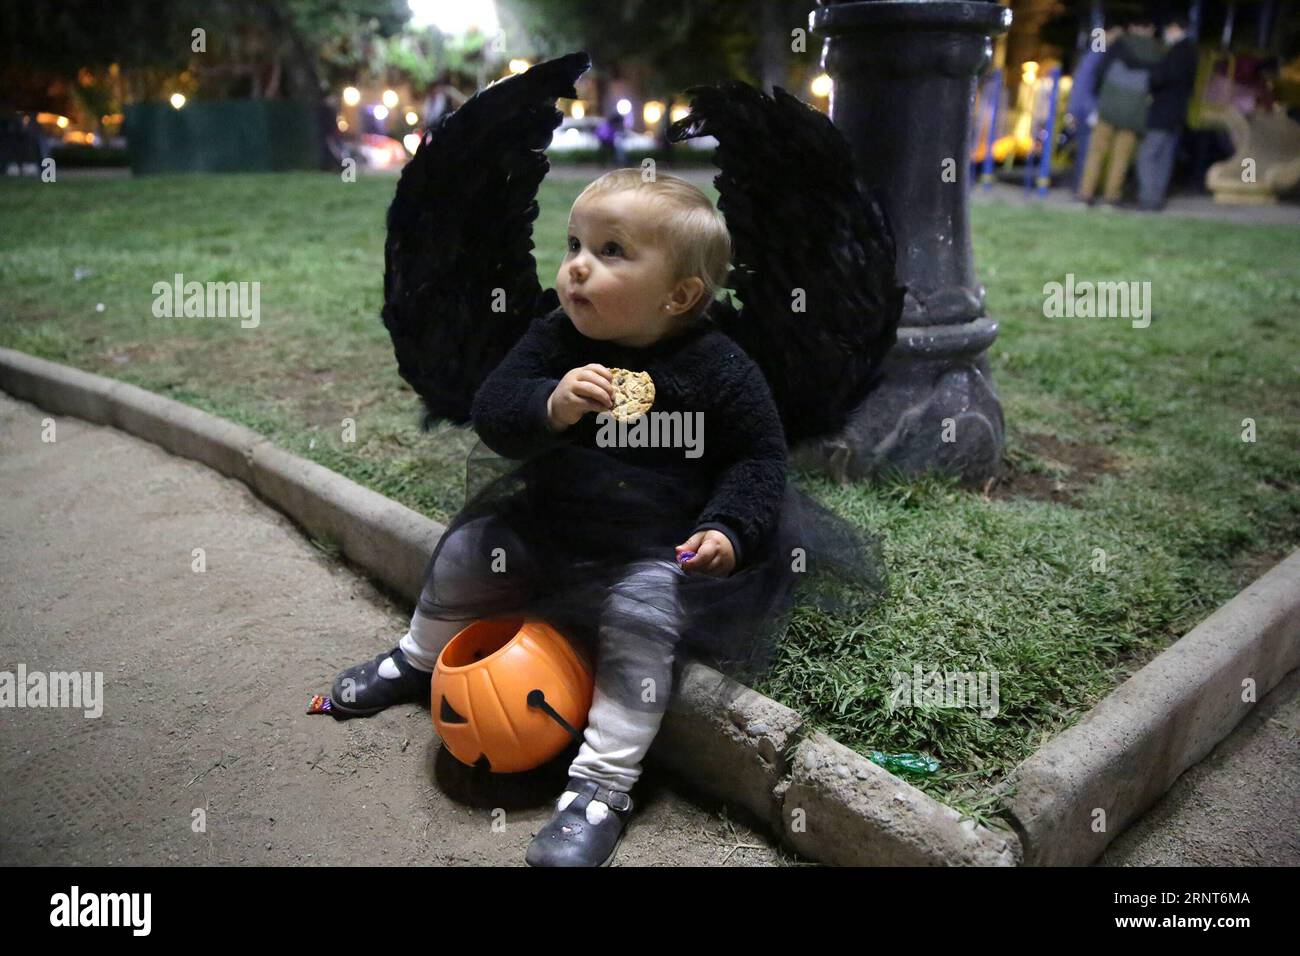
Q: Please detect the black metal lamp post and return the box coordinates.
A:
[801,0,1012,485]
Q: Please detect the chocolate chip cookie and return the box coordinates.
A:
[607,368,655,421]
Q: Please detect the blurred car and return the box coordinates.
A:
[360,133,409,170]
[679,134,718,150]
[0,111,48,173]
[620,130,657,151]
[550,116,602,152]
[548,114,717,153]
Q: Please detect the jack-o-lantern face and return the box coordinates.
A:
[432,617,594,773]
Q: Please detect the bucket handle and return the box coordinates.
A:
[526,689,584,745]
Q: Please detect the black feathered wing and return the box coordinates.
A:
[381,51,591,429]
[668,81,905,447]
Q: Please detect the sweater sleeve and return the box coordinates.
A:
[471,312,575,460]
[691,353,787,571]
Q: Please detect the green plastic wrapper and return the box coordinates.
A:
[868,751,940,776]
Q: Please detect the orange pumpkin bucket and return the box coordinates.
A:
[431,617,594,773]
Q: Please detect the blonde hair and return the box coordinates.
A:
[573,168,732,320]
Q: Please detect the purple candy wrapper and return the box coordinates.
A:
[676,550,696,564]
[307,694,334,715]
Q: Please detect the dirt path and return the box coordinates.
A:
[0,391,789,866]
[1098,666,1300,867]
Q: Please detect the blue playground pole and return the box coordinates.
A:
[1036,67,1062,197]
[980,68,1001,191]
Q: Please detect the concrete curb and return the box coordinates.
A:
[998,549,1300,865]
[782,731,1019,865]
[0,346,1022,865]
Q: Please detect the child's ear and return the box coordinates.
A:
[671,277,705,314]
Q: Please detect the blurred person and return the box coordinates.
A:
[1135,15,1198,210]
[1067,23,1123,192]
[596,110,626,167]
[1076,16,1163,206]
[422,73,468,130]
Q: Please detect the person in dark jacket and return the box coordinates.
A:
[1076,16,1163,205]
[1135,16,1199,210]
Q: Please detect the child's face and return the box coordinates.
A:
[558,190,704,348]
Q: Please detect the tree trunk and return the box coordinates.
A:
[265,55,282,99]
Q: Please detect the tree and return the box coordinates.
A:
[0,0,409,105]
[497,0,817,104]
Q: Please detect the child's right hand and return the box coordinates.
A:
[546,364,614,430]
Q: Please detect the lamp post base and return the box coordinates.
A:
[792,318,1004,485]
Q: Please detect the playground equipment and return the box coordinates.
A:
[971,59,1072,192]
[1206,102,1300,202]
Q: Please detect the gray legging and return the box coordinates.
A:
[398,513,684,793]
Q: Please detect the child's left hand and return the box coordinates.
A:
[675,530,736,577]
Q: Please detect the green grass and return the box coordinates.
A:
[2,171,1297,828]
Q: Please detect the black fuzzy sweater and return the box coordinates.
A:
[470,306,788,569]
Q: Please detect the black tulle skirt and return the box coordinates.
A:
[415,438,886,718]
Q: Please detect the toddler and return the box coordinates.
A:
[331,169,797,866]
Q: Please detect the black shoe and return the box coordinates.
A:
[525,778,634,867]
[329,646,431,717]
